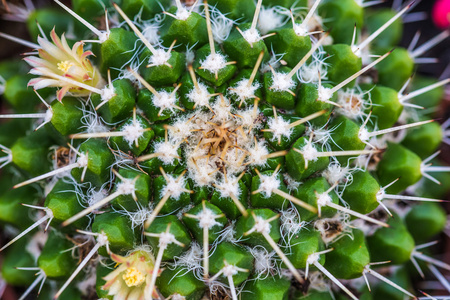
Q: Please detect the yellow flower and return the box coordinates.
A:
[25,29,104,101]
[102,249,160,300]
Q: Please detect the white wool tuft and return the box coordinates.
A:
[316,192,332,208]
[358,126,371,142]
[306,252,321,265]
[229,79,260,103]
[216,177,241,199]
[197,208,221,229]
[176,8,191,21]
[317,86,334,102]
[76,153,89,167]
[142,21,161,45]
[293,23,309,37]
[210,7,235,43]
[258,174,281,197]
[336,88,371,120]
[116,179,135,195]
[241,28,261,45]
[323,163,349,185]
[271,71,295,92]
[121,120,145,146]
[253,216,271,234]
[100,84,115,102]
[153,141,180,165]
[266,115,293,141]
[280,208,303,239]
[161,174,186,200]
[149,48,171,66]
[200,53,228,74]
[250,247,277,277]
[152,90,177,112]
[169,115,196,143]
[159,231,177,248]
[301,141,319,162]
[187,82,210,107]
[246,141,269,166]
[258,6,289,35]
[283,173,301,191]
[222,264,239,277]
[87,189,108,207]
[44,108,53,123]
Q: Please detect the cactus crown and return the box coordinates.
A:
[0,0,449,299]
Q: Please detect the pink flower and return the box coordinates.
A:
[432,0,450,29]
[25,29,104,101]
[102,249,160,300]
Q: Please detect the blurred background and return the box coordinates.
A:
[0,0,449,299]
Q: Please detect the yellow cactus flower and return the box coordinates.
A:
[102,249,160,300]
[25,29,105,101]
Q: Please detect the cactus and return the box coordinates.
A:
[0,0,449,299]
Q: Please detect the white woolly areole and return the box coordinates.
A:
[197,208,221,229]
[116,179,135,195]
[337,89,368,120]
[358,126,371,142]
[97,232,109,246]
[76,153,89,167]
[88,189,108,207]
[187,83,210,107]
[142,22,161,45]
[152,90,177,112]
[168,115,196,143]
[200,53,228,74]
[44,108,53,123]
[242,28,261,45]
[316,192,332,208]
[283,173,301,191]
[294,23,309,37]
[323,163,349,185]
[317,86,334,102]
[216,177,241,199]
[100,84,115,102]
[271,71,295,92]
[250,247,276,276]
[258,174,281,197]
[267,116,293,141]
[306,252,321,265]
[161,175,186,200]
[247,141,269,166]
[169,294,186,300]
[159,232,177,248]
[258,6,288,35]
[376,189,386,202]
[229,79,260,102]
[301,141,319,162]
[121,120,145,146]
[149,48,171,66]
[153,141,179,165]
[253,216,271,234]
[176,8,191,20]
[299,62,328,84]
[222,264,239,277]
